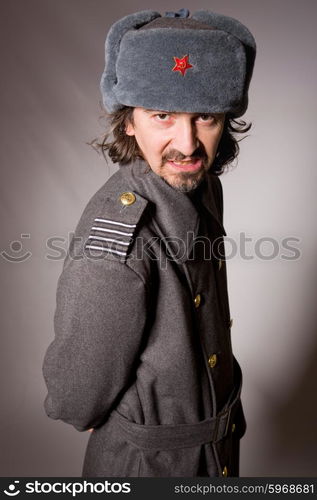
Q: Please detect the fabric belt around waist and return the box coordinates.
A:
[110,361,243,451]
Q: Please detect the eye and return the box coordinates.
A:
[154,113,171,121]
[197,114,215,123]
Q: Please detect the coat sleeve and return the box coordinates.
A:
[42,248,148,432]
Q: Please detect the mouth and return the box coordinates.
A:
[166,158,203,172]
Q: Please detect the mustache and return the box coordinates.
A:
[162,145,208,163]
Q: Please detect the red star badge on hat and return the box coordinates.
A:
[172,54,193,76]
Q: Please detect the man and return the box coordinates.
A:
[42,9,256,477]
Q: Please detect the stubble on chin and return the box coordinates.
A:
[162,169,207,193]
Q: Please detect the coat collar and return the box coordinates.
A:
[124,159,226,262]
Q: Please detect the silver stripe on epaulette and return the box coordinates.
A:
[85,244,127,257]
[94,218,137,228]
[91,226,133,237]
[88,235,130,246]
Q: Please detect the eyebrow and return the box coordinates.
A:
[143,109,224,118]
[143,109,169,114]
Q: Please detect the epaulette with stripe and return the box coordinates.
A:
[84,190,148,262]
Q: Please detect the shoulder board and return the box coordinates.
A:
[84,190,148,263]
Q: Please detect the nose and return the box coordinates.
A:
[171,118,199,157]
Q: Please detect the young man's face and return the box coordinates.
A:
[126,108,225,192]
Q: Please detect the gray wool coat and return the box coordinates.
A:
[42,159,246,477]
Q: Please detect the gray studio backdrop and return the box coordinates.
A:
[1,0,316,477]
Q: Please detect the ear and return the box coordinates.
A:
[125,121,135,136]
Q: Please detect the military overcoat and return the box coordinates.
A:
[42,159,246,477]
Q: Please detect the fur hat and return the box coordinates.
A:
[100,9,256,117]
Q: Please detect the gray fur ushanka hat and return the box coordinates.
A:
[100,9,256,117]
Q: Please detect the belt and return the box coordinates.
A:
[111,361,243,451]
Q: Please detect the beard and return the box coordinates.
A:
[160,145,210,192]
[165,169,206,192]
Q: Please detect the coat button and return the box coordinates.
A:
[119,192,136,206]
[208,354,217,368]
[222,465,228,477]
[218,259,223,270]
[194,294,201,308]
[232,423,236,433]
[229,318,233,328]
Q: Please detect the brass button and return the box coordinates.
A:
[218,259,223,271]
[222,465,228,477]
[119,192,136,206]
[194,294,201,308]
[229,318,233,328]
[232,423,236,433]
[208,354,217,368]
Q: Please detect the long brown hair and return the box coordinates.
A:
[90,107,251,174]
